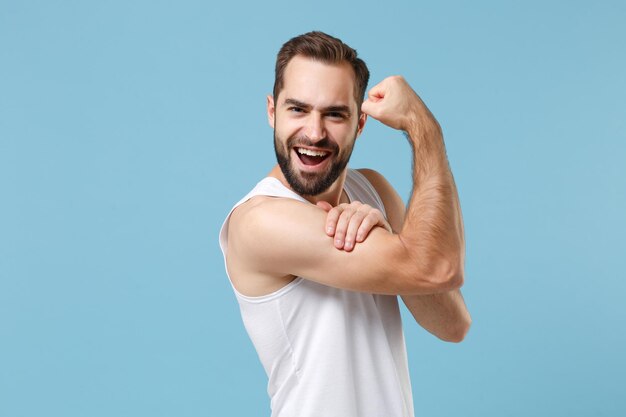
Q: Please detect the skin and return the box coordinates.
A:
[226,55,471,342]
[267,56,366,206]
[319,172,471,342]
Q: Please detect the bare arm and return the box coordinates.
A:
[228,76,464,295]
[360,75,465,288]
[359,169,471,343]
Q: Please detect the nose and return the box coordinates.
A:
[305,112,326,142]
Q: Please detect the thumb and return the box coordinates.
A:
[361,92,385,117]
[361,98,373,116]
[316,201,333,212]
[362,80,388,116]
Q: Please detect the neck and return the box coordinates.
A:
[268,165,349,206]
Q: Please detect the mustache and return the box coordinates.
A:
[287,136,339,152]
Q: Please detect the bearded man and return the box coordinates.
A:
[219,31,471,417]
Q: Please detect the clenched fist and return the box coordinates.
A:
[361,76,440,137]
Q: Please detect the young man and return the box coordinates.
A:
[219,31,471,417]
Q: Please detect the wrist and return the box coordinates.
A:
[404,116,443,147]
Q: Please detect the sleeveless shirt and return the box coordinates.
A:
[219,169,415,417]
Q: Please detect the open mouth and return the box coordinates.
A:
[294,147,331,166]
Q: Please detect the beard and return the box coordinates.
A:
[274,132,355,196]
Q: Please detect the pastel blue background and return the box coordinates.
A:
[1,1,624,416]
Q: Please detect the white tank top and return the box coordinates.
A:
[219,169,415,417]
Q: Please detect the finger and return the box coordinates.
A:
[361,96,384,119]
[361,96,383,117]
[361,82,386,115]
[360,99,373,116]
[366,207,392,233]
[333,207,355,249]
[356,213,382,242]
[343,211,368,251]
[366,81,387,101]
[324,205,344,236]
[316,201,333,212]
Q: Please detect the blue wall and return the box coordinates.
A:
[1,1,625,415]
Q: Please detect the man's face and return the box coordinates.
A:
[268,56,366,196]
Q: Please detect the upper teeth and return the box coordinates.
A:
[297,148,328,157]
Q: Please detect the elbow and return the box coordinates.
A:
[402,261,463,295]
[398,244,464,294]
[430,256,464,292]
[437,261,470,343]
[441,315,472,343]
[445,268,464,291]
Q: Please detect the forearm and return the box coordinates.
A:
[401,289,471,342]
[399,115,465,288]
[360,75,465,292]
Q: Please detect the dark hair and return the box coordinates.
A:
[273,31,370,107]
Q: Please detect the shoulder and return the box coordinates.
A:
[356,168,406,232]
[356,168,392,191]
[228,195,327,263]
[226,196,316,295]
[230,196,311,243]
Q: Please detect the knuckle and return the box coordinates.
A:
[340,210,353,219]
[328,209,340,217]
[351,216,364,226]
[363,214,376,223]
[337,212,348,221]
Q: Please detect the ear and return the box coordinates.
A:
[266,95,275,129]
[355,112,367,138]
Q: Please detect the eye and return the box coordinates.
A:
[327,111,347,120]
[288,106,305,113]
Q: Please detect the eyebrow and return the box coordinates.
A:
[283,98,351,115]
